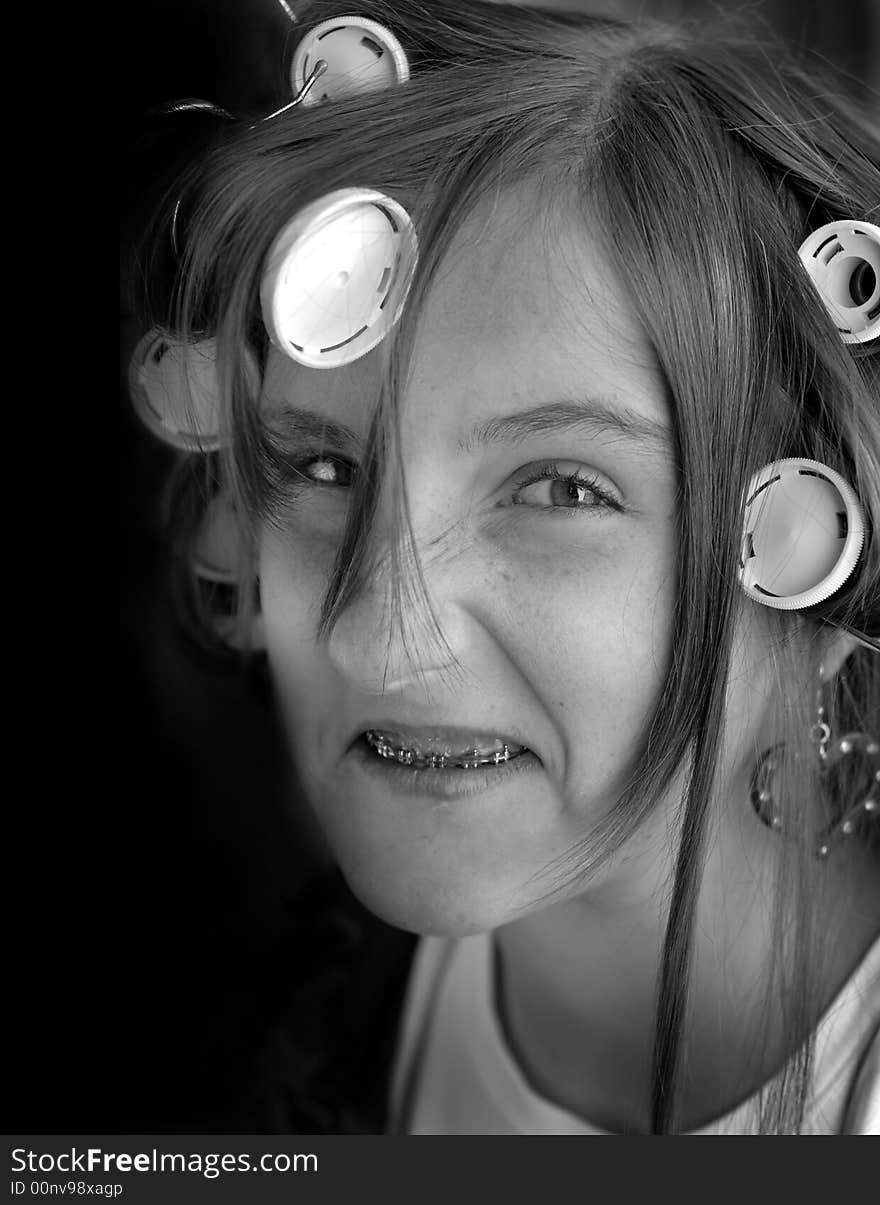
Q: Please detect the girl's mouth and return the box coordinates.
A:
[363,729,529,770]
[351,732,541,799]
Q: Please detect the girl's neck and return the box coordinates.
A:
[492,787,880,1134]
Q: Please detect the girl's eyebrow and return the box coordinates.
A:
[267,394,671,455]
[265,407,361,449]
[458,397,671,455]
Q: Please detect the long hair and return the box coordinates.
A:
[133,0,880,1133]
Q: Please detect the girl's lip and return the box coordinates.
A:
[348,734,542,799]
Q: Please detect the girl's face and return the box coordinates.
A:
[257,193,770,935]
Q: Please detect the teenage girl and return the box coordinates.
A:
[127,0,880,1133]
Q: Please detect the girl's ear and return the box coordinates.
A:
[192,493,247,582]
[819,631,863,684]
[192,493,266,651]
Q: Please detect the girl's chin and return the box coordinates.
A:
[336,859,520,938]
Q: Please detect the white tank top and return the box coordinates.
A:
[388,930,880,1134]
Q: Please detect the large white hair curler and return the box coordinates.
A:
[290,14,410,107]
[798,220,880,344]
[739,458,866,610]
[128,329,258,452]
[259,187,418,369]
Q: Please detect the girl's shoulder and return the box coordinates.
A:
[808,927,880,1134]
[842,1020,880,1134]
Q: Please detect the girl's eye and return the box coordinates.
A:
[276,452,620,517]
[284,453,357,489]
[510,461,622,515]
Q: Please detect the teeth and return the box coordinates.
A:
[370,731,524,757]
[365,730,525,770]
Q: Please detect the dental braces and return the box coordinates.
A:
[365,732,514,770]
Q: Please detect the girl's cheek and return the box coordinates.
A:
[261,523,338,587]
[259,552,326,645]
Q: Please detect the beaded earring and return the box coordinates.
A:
[750,669,880,858]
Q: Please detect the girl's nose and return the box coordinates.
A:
[324,547,468,695]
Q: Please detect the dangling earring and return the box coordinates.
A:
[750,668,880,858]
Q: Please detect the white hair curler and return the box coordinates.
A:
[128,329,258,452]
[289,14,410,107]
[260,187,418,369]
[263,15,416,368]
[739,458,866,611]
[798,220,880,344]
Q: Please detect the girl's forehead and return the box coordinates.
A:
[416,191,657,375]
[261,191,663,425]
